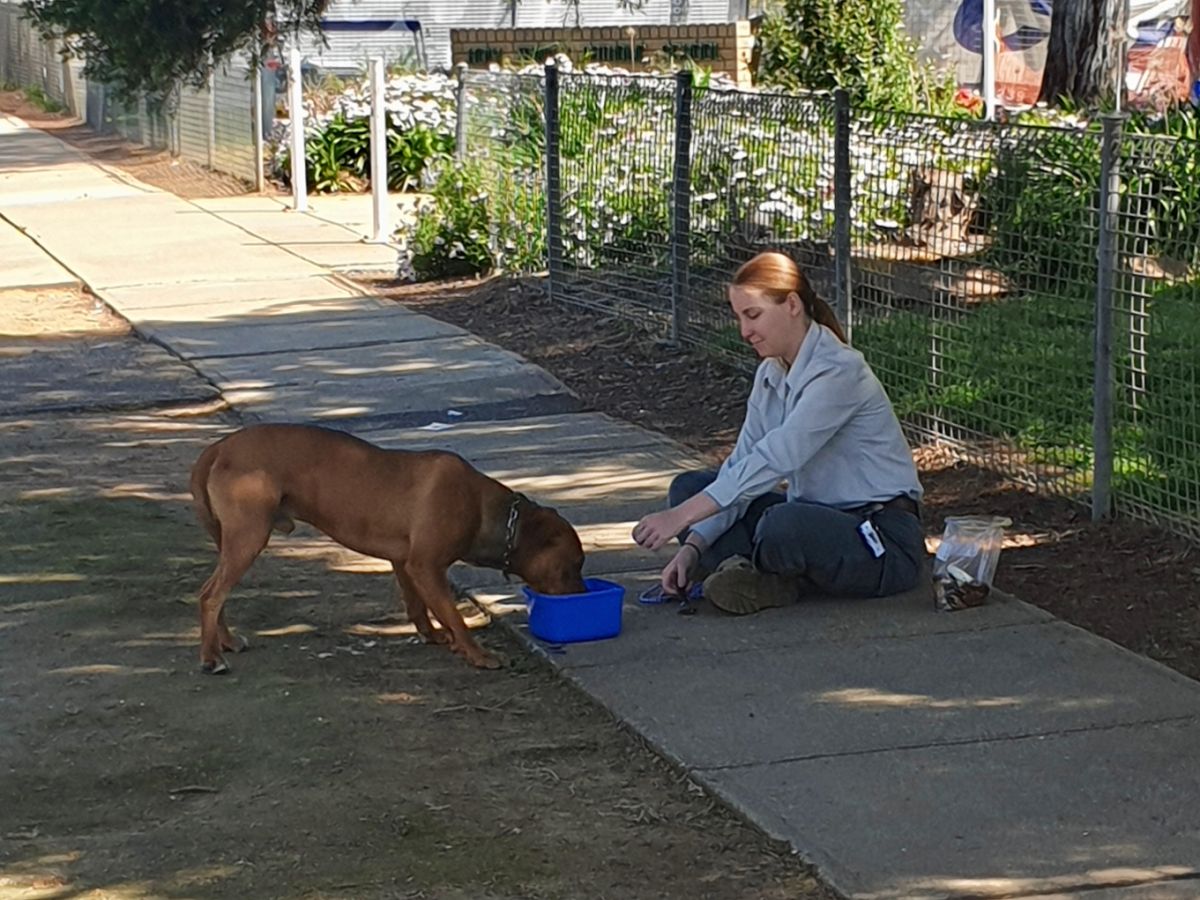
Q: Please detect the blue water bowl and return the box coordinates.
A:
[522,578,625,644]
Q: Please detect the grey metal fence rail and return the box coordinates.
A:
[459,65,1200,542]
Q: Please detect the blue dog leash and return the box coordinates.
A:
[638,583,703,615]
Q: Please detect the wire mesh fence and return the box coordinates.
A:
[455,69,547,275]
[552,71,677,319]
[1112,131,1200,536]
[458,67,1200,541]
[848,111,1104,506]
[682,88,835,358]
[453,66,1200,542]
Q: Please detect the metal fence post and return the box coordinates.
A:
[670,68,693,344]
[369,57,390,243]
[207,56,217,169]
[454,62,468,163]
[251,61,265,192]
[287,46,307,212]
[981,0,997,120]
[833,89,853,343]
[544,62,563,302]
[1092,115,1123,522]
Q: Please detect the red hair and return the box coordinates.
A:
[731,251,847,344]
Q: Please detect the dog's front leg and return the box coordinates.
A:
[403,562,500,669]
[392,563,449,645]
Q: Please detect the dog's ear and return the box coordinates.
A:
[520,503,578,546]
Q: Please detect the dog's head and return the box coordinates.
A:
[512,503,586,595]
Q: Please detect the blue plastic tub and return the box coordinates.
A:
[523,578,625,644]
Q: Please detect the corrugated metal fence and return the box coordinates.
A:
[0,2,85,114]
[1,3,258,185]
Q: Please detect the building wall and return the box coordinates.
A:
[296,0,739,73]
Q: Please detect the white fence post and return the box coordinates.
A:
[982,0,997,120]
[252,61,265,192]
[288,46,307,212]
[369,56,389,243]
[207,56,217,168]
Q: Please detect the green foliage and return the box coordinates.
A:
[1122,107,1200,268]
[401,159,546,281]
[407,163,493,280]
[23,84,65,113]
[978,123,1102,293]
[757,0,961,114]
[279,115,454,194]
[557,79,673,270]
[980,106,1200,291]
[855,282,1200,514]
[22,0,328,103]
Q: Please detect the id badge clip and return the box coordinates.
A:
[857,519,886,558]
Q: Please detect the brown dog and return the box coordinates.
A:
[189,423,586,673]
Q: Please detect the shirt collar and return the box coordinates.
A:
[762,324,825,394]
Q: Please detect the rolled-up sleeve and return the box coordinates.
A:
[702,363,866,511]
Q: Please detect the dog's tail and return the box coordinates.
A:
[189,437,226,549]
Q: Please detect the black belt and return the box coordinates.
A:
[851,495,920,520]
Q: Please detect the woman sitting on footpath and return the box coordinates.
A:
[631,251,926,614]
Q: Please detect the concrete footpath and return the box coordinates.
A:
[3,114,1199,899]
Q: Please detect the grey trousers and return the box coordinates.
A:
[669,470,926,598]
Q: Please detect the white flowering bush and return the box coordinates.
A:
[398,157,546,280]
[272,72,457,193]
[557,72,676,271]
[394,67,548,280]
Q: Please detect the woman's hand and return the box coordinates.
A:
[661,544,701,595]
[632,508,685,551]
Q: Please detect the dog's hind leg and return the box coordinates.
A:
[392,562,449,645]
[197,518,272,675]
[217,607,250,654]
[404,561,499,669]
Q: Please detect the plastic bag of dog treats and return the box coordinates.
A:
[933,515,1012,611]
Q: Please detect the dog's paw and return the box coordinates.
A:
[467,650,503,670]
[222,634,250,653]
[420,630,451,646]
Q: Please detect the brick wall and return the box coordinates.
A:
[451,21,757,87]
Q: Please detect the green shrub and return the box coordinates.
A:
[757,0,961,115]
[279,114,454,194]
[23,85,65,114]
[399,159,546,281]
[977,123,1102,294]
[405,165,492,280]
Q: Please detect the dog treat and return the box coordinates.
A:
[934,563,990,612]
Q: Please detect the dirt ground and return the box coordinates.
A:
[3,102,1195,896]
[355,275,1200,685]
[0,283,837,899]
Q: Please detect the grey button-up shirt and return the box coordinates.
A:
[691,322,923,547]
